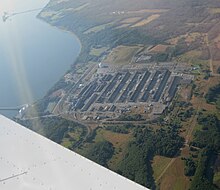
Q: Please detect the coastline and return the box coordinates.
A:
[38,19,82,64]
[37,14,82,68]
[33,10,84,104]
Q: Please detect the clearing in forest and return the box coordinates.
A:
[121,17,142,24]
[131,14,160,27]
[148,44,170,53]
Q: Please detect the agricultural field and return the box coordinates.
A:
[121,17,142,24]
[131,14,160,27]
[148,44,170,53]
[89,47,109,57]
[84,22,114,34]
[209,8,220,14]
[103,45,142,65]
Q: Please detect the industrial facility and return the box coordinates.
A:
[66,63,193,120]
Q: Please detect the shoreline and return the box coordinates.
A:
[10,7,83,118]
[37,15,83,68]
[37,19,83,62]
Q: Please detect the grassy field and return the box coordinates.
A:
[131,14,160,27]
[177,50,208,69]
[76,127,132,170]
[152,156,172,180]
[40,10,66,22]
[115,23,130,29]
[98,129,132,170]
[148,44,170,53]
[104,45,141,65]
[158,158,190,190]
[179,85,192,101]
[167,33,204,45]
[121,17,142,24]
[127,9,169,14]
[61,127,84,149]
[89,47,108,56]
[84,22,114,34]
[185,33,204,44]
[214,171,220,188]
[209,8,220,14]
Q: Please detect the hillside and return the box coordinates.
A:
[39,0,220,65]
[23,0,220,189]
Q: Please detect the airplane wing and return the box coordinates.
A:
[0,115,149,190]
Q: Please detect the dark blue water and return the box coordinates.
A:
[0,0,81,117]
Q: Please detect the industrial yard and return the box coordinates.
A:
[63,61,193,121]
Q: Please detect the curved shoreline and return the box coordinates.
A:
[37,16,83,67]
[37,0,83,67]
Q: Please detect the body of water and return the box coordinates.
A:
[0,0,81,117]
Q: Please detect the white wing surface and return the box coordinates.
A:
[0,115,148,190]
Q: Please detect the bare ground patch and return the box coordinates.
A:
[148,44,170,53]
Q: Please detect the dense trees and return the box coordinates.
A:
[105,124,133,134]
[18,117,87,145]
[118,128,155,188]
[86,126,100,143]
[190,149,218,190]
[118,125,184,189]
[217,67,220,74]
[154,128,184,157]
[205,84,220,104]
[178,107,195,121]
[191,114,220,150]
[85,141,114,167]
[183,157,196,176]
[118,114,143,121]
[118,143,155,188]
[189,113,220,189]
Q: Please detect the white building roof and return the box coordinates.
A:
[0,115,149,190]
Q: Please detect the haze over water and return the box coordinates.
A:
[0,0,81,117]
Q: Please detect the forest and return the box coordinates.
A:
[118,125,184,189]
[205,84,220,109]
[17,117,87,146]
[190,113,220,189]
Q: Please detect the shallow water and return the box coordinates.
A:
[0,0,80,117]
